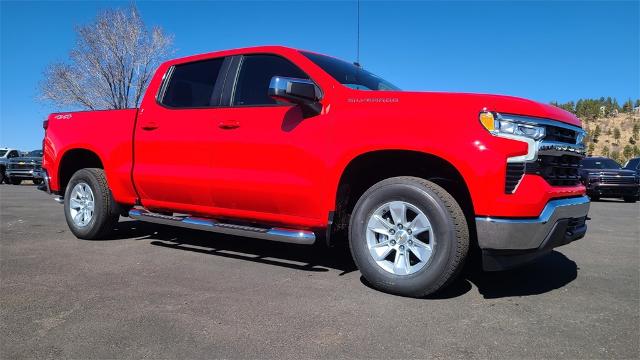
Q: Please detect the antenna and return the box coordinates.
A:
[355,0,361,67]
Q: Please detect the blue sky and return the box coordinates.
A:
[1,0,639,149]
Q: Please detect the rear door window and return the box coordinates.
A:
[161,58,225,108]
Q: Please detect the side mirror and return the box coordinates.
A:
[268,76,323,117]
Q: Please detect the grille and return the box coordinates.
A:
[505,163,525,193]
[8,163,38,170]
[525,155,582,186]
[598,176,636,185]
[544,124,578,143]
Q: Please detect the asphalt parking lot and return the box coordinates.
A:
[1,185,638,359]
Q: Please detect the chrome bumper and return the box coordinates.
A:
[475,196,590,250]
[5,169,42,178]
[36,169,51,194]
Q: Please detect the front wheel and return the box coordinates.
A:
[349,176,469,298]
[64,168,120,239]
[623,196,637,203]
[10,178,22,185]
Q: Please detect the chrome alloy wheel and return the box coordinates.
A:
[69,182,95,227]
[365,201,436,275]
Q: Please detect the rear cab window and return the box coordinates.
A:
[160,58,225,108]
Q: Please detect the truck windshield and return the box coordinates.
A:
[27,150,43,157]
[301,51,400,91]
[581,158,621,169]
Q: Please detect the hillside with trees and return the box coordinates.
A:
[551,97,640,165]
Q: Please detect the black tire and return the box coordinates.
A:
[589,195,600,201]
[10,178,22,185]
[0,167,5,184]
[623,196,637,203]
[349,176,469,297]
[64,168,120,239]
[33,179,43,185]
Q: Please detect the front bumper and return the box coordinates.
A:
[586,183,639,198]
[476,196,590,270]
[5,169,42,180]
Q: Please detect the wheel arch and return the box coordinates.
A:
[329,149,476,247]
[57,148,104,195]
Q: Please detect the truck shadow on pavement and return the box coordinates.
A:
[109,220,357,274]
[109,220,578,300]
[427,251,578,299]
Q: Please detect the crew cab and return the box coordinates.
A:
[40,46,590,297]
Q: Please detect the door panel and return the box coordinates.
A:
[209,54,330,221]
[209,105,329,220]
[133,57,226,210]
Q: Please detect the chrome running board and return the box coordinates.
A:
[128,209,316,245]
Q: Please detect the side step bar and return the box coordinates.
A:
[128,209,316,245]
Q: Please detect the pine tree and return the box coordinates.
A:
[593,125,601,143]
[611,150,621,163]
[614,127,621,141]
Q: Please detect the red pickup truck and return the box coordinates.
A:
[40,46,590,297]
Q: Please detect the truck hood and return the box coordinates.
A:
[369,91,582,127]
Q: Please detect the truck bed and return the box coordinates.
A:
[43,109,139,204]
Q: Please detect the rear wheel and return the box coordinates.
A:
[0,167,5,184]
[623,196,637,203]
[64,168,120,239]
[349,176,469,297]
[10,178,22,185]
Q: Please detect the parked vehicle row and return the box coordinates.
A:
[0,148,44,185]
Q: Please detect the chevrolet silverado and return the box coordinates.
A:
[40,46,590,297]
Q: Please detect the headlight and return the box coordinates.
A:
[479,111,546,140]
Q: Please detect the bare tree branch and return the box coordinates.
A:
[39,5,173,110]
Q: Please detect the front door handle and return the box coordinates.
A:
[218,120,240,130]
[141,122,159,131]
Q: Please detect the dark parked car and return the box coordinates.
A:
[624,157,640,176]
[5,150,44,185]
[579,157,640,202]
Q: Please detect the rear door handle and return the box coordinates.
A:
[141,122,159,131]
[218,120,240,130]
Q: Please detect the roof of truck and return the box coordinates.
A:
[164,45,326,66]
